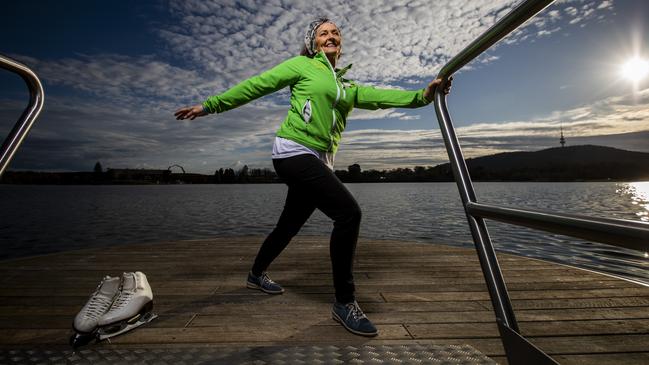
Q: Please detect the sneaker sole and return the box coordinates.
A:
[332,311,378,337]
[246,281,284,295]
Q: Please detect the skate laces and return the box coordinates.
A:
[82,295,114,319]
[108,289,134,311]
[105,273,136,313]
[82,280,117,319]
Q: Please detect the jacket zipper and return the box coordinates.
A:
[323,54,341,152]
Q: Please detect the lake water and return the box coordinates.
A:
[1,182,648,284]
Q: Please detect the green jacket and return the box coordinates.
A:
[203,51,430,153]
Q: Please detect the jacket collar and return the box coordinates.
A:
[314,51,352,78]
[336,63,353,78]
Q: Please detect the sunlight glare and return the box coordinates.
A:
[629,182,649,222]
[620,57,649,82]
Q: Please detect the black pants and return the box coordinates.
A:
[251,154,361,303]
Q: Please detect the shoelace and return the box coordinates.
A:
[261,274,276,286]
[105,274,139,314]
[106,289,134,313]
[82,291,115,320]
[345,302,367,321]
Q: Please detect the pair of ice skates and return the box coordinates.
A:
[70,271,157,348]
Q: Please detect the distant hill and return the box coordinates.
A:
[3,145,648,184]
[436,145,649,181]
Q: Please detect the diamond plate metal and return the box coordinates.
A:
[0,344,496,364]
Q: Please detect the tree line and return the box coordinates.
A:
[0,162,453,184]
[5,144,647,184]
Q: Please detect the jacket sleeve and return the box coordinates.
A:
[202,57,303,114]
[354,85,431,110]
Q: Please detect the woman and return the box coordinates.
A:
[175,17,451,337]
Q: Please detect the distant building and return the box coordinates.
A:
[560,126,566,147]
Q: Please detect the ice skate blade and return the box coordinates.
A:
[97,311,158,341]
[69,332,97,348]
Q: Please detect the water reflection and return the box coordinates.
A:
[1,182,649,284]
[616,182,649,222]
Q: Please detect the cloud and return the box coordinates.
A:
[334,87,649,170]
[161,0,613,85]
[10,54,223,111]
[2,0,620,173]
[348,109,420,121]
[1,93,286,172]
[9,0,614,105]
[13,0,606,106]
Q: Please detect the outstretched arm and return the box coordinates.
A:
[174,57,302,121]
[354,76,452,110]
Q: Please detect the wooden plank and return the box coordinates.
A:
[189,301,488,315]
[0,279,634,297]
[553,353,649,365]
[531,334,649,354]
[516,307,649,321]
[408,318,649,339]
[482,296,649,310]
[520,318,649,337]
[0,313,193,329]
[365,274,620,285]
[323,306,649,324]
[384,287,649,302]
[145,306,649,327]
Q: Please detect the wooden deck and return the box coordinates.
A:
[2,236,649,364]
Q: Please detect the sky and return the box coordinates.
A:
[1,0,648,173]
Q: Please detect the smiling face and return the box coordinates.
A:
[314,22,342,61]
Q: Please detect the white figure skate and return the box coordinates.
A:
[97,271,157,340]
[70,275,121,347]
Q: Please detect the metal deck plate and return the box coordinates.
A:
[1,344,496,364]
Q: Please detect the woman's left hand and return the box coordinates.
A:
[424,76,453,102]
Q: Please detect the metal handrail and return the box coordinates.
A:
[437,0,554,79]
[433,0,559,363]
[0,54,45,177]
[468,202,649,252]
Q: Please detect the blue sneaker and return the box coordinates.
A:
[332,301,378,337]
[246,271,284,294]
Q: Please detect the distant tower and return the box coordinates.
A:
[559,125,566,147]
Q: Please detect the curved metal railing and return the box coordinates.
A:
[0,54,45,177]
[433,0,649,363]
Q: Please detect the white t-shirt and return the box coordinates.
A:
[272,136,335,170]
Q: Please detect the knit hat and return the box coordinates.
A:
[303,17,340,56]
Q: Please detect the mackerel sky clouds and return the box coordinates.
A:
[1,0,648,172]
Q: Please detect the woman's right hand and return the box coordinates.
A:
[174,104,208,120]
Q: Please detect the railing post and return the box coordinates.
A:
[434,88,519,331]
[0,54,45,178]
[431,1,559,363]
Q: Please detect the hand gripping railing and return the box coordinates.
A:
[0,54,45,178]
[433,0,649,363]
